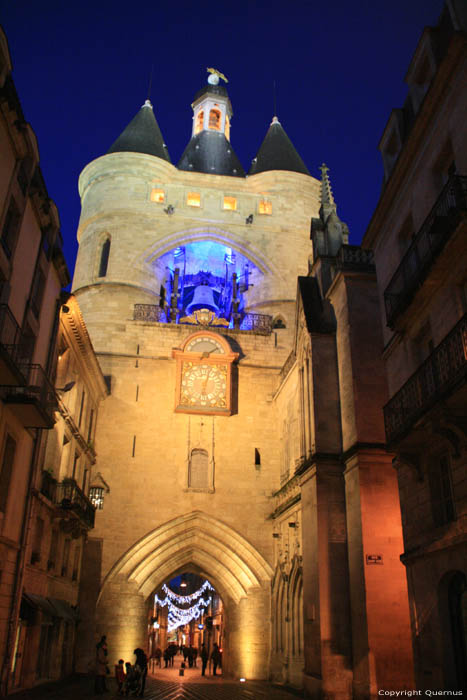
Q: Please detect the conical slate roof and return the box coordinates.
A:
[107,100,171,162]
[177,130,245,177]
[249,117,309,176]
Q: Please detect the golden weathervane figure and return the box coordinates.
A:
[206,67,228,84]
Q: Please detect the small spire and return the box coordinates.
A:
[320,163,336,212]
[271,116,280,125]
[142,99,153,109]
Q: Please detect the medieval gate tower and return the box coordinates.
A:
[72,72,414,696]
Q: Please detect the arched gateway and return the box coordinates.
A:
[85,512,273,679]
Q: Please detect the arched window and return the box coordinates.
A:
[189,448,209,489]
[99,238,111,277]
[209,109,221,131]
[273,317,286,329]
[195,110,204,134]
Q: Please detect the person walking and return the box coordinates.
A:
[200,644,208,676]
[94,635,109,694]
[134,648,148,697]
[210,643,221,676]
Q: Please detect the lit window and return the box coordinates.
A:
[187,193,201,207]
[150,188,165,203]
[195,110,204,134]
[89,486,104,510]
[259,200,272,215]
[223,196,237,211]
[225,115,230,140]
[209,109,221,131]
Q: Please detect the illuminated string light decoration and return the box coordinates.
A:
[155,580,215,631]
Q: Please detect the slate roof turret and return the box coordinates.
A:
[107,100,171,162]
[249,117,310,176]
[177,131,245,177]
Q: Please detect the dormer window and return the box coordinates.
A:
[195,110,204,135]
[223,196,237,211]
[209,109,221,131]
[259,200,272,215]
[150,188,165,203]
[187,192,201,207]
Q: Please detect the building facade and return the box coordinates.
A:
[71,68,414,696]
[363,0,467,692]
[0,30,107,694]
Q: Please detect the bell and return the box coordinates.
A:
[186,285,218,315]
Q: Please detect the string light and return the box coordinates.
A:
[154,580,215,632]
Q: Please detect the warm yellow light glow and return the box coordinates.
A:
[223,196,237,211]
[258,200,272,215]
[187,192,201,207]
[195,110,204,134]
[150,188,165,203]
[240,678,246,682]
[225,115,230,141]
[209,109,221,130]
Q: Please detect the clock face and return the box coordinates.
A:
[180,362,227,409]
[185,336,224,355]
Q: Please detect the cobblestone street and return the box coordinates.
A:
[10,661,304,700]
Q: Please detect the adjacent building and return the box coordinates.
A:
[363,0,467,692]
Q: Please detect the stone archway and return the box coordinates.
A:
[95,512,273,679]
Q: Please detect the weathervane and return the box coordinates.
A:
[206,67,228,85]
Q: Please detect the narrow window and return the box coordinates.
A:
[99,238,111,277]
[89,486,104,510]
[259,200,272,215]
[30,268,46,318]
[209,109,221,131]
[71,452,80,481]
[223,196,237,211]
[78,390,85,427]
[429,454,455,527]
[255,448,261,467]
[150,188,165,203]
[71,546,81,581]
[187,193,201,207]
[1,198,21,259]
[87,409,94,443]
[195,110,204,134]
[61,539,71,577]
[48,530,59,571]
[224,114,230,140]
[189,449,209,489]
[0,434,16,513]
[31,517,44,564]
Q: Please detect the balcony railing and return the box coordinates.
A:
[55,479,96,529]
[0,363,57,428]
[240,313,272,335]
[384,175,467,328]
[336,245,375,272]
[134,304,166,322]
[384,313,467,444]
[0,304,34,384]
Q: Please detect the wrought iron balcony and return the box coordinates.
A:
[0,363,57,428]
[0,304,34,385]
[384,313,467,444]
[240,313,272,335]
[336,245,375,272]
[55,478,96,529]
[384,175,467,328]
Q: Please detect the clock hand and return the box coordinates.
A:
[201,368,212,394]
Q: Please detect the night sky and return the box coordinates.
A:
[1,0,443,281]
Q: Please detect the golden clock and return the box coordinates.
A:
[173,331,238,416]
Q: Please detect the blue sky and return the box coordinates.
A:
[1,0,443,274]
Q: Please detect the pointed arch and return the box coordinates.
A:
[99,511,273,606]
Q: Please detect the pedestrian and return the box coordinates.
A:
[115,658,125,694]
[188,645,194,668]
[163,647,170,668]
[192,646,198,667]
[123,662,137,696]
[134,648,148,697]
[94,635,109,694]
[210,642,221,676]
[154,646,162,667]
[200,644,208,676]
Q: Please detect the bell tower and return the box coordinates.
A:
[192,69,232,140]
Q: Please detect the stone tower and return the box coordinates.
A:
[72,72,320,679]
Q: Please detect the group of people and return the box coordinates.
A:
[152,642,221,676]
[95,636,148,697]
[95,634,221,695]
